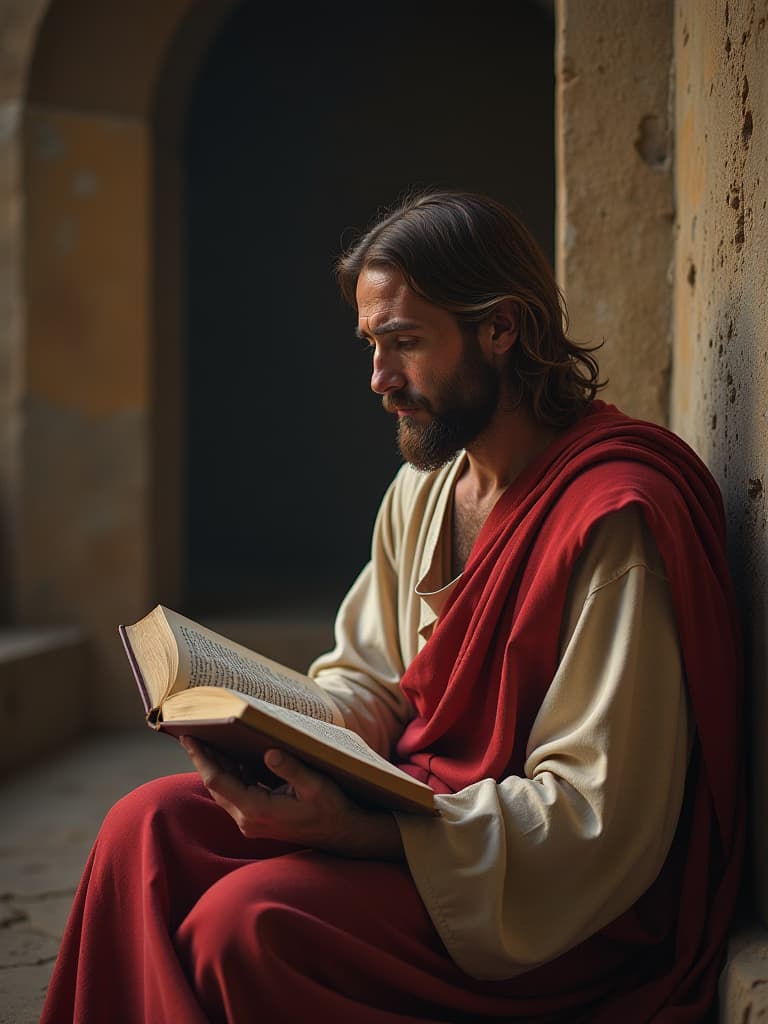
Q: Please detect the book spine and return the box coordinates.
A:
[118,625,153,716]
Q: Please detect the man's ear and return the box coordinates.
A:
[488,299,519,354]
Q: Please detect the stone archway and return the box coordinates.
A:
[2,0,234,726]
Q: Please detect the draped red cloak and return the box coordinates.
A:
[40,401,744,1024]
[394,399,745,1019]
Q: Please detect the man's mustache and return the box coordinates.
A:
[382,391,432,415]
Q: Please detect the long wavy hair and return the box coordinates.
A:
[336,189,605,428]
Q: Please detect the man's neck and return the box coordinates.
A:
[449,405,561,577]
[459,403,561,501]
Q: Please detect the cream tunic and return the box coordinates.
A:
[309,457,689,981]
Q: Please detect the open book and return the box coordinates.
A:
[119,605,435,816]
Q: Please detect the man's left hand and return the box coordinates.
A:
[180,736,405,860]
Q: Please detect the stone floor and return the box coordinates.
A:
[0,730,189,1024]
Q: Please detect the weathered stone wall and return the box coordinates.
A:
[1,0,230,728]
[21,106,153,726]
[16,0,194,728]
[556,0,674,424]
[0,0,49,620]
[671,0,768,922]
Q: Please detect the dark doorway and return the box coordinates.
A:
[183,1,555,618]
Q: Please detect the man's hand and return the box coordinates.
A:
[180,736,405,860]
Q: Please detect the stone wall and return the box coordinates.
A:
[21,105,154,726]
[0,0,49,621]
[16,0,194,727]
[556,0,674,424]
[672,0,768,921]
[0,0,232,729]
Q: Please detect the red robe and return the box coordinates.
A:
[40,402,743,1023]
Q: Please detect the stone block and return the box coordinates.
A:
[0,627,85,776]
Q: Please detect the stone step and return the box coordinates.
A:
[0,610,336,781]
[0,627,87,779]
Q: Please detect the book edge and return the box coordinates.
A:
[119,624,153,716]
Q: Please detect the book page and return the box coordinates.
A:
[177,624,337,723]
[266,705,396,771]
[239,694,421,782]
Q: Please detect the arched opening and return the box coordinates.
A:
[182,0,556,621]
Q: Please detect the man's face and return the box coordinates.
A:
[356,267,500,471]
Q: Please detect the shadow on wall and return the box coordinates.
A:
[711,304,768,921]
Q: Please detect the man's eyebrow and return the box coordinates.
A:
[354,319,422,340]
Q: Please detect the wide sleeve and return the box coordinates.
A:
[308,472,416,757]
[395,506,691,980]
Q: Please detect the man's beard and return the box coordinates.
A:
[383,338,501,472]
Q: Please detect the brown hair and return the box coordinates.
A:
[336,189,605,428]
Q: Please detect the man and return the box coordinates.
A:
[41,190,743,1022]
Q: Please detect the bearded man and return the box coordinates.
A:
[40,190,743,1023]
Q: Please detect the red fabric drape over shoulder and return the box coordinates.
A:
[395,400,745,1019]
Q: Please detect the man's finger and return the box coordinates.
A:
[181,735,277,831]
[181,736,247,801]
[264,749,323,798]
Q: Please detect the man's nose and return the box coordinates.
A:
[370,350,406,395]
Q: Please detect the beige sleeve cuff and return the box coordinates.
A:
[396,508,690,980]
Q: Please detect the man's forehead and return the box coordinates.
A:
[356,267,424,333]
[356,267,410,306]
